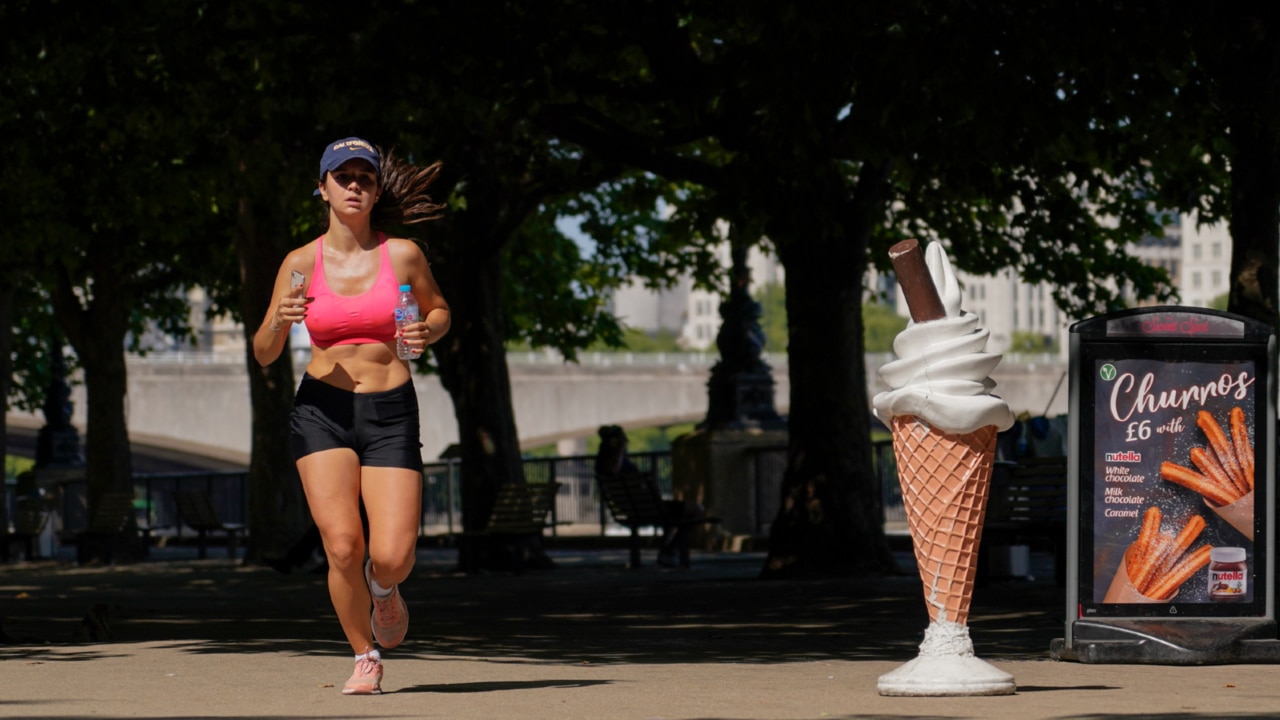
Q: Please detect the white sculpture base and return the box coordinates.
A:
[877,621,1016,697]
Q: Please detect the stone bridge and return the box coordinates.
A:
[6,351,1068,466]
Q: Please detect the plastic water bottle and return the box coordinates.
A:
[394,284,420,359]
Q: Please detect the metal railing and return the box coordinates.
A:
[423,443,903,538]
[875,439,905,524]
[421,451,676,537]
[24,442,905,544]
[741,439,903,535]
[48,470,249,541]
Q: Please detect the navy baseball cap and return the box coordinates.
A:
[314,137,380,195]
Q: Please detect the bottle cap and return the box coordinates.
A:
[399,285,411,292]
[1211,546,1247,563]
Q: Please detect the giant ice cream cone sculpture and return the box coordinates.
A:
[892,416,996,626]
[873,239,1017,697]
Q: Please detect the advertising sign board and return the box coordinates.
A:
[1053,307,1280,663]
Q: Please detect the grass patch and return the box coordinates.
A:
[5,455,35,481]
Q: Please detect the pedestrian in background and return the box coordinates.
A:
[594,425,706,567]
[254,137,451,695]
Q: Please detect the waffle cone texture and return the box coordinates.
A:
[891,415,997,626]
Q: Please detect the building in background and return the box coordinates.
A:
[610,241,785,351]
[613,211,1234,359]
[890,212,1231,359]
[157,213,1233,360]
[1176,213,1232,310]
[132,286,308,358]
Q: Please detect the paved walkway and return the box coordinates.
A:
[1,546,1277,719]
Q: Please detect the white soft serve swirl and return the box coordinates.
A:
[873,243,1016,434]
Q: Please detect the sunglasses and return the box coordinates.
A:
[330,169,378,188]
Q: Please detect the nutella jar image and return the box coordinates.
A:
[1208,547,1248,602]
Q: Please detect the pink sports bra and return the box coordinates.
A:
[304,233,401,348]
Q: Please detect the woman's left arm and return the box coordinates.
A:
[391,238,450,352]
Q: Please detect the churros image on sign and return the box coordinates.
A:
[1159,407,1254,540]
[1103,506,1214,603]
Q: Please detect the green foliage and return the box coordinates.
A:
[753,282,788,354]
[509,326,684,354]
[595,327,685,353]
[623,424,697,453]
[2,292,71,413]
[1,2,1217,382]
[523,422,695,458]
[749,286,908,355]
[3,2,1266,571]
[6,1,224,362]
[5,455,35,481]
[537,3,1186,315]
[863,302,907,354]
[1009,331,1060,354]
[503,172,726,360]
[1210,292,1230,311]
[567,175,722,294]
[502,209,625,360]
[519,443,562,459]
[523,3,1207,572]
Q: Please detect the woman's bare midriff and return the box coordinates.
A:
[306,343,411,392]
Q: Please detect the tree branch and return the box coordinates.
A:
[538,103,725,187]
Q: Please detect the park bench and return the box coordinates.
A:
[455,482,563,573]
[76,491,149,565]
[2,496,55,562]
[594,468,720,569]
[980,455,1068,586]
[172,489,244,559]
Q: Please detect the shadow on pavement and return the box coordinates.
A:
[0,547,1064,666]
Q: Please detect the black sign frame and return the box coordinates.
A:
[1057,307,1279,662]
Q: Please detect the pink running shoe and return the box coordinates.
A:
[366,559,409,649]
[342,655,383,695]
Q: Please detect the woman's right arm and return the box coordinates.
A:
[253,253,311,367]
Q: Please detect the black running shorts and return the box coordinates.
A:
[290,373,423,470]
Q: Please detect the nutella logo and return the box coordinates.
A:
[1105,451,1142,463]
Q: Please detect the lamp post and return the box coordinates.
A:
[35,335,83,470]
[700,239,785,431]
[673,227,788,541]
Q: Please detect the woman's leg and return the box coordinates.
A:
[360,466,422,588]
[298,448,374,655]
[359,466,421,649]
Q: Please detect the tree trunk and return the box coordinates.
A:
[1224,104,1280,328]
[762,183,894,578]
[234,197,305,561]
[0,281,12,473]
[431,243,542,572]
[78,341,132,505]
[234,197,307,562]
[55,246,140,562]
[1211,16,1280,579]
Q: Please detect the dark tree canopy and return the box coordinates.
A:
[4,1,1270,577]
